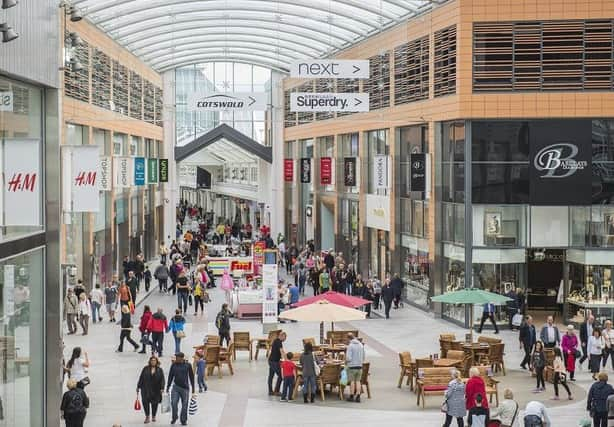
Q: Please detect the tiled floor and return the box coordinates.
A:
[63,277,594,427]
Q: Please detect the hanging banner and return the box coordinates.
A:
[262,263,279,324]
[4,139,41,226]
[410,153,426,192]
[134,157,145,186]
[373,155,388,190]
[71,146,99,212]
[98,156,112,191]
[344,157,357,187]
[159,159,169,183]
[113,157,132,188]
[283,159,294,182]
[320,157,332,185]
[300,158,311,184]
[147,158,158,184]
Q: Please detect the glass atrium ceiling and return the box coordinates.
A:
[70,0,447,72]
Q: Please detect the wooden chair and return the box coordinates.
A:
[302,337,321,351]
[317,364,343,401]
[233,332,252,361]
[205,345,222,379]
[472,366,500,406]
[360,362,371,398]
[326,330,359,345]
[447,350,465,361]
[398,351,414,389]
[415,357,434,371]
[416,367,454,408]
[440,333,456,341]
[253,329,280,360]
[219,343,235,375]
[477,335,502,345]
[478,343,506,375]
[205,335,220,346]
[439,334,456,358]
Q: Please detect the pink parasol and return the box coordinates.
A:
[292,291,369,308]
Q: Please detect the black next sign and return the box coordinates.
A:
[410,153,426,193]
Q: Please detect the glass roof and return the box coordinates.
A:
[71,0,448,72]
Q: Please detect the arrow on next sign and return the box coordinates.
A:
[354,98,362,106]
[353,65,361,74]
[248,96,256,106]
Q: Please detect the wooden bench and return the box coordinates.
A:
[326,330,359,346]
[416,367,455,408]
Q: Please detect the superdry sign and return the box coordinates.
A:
[186,92,267,112]
[290,93,369,113]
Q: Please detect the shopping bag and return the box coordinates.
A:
[128,301,135,315]
[188,396,198,415]
[511,313,523,327]
[134,395,142,411]
[160,393,171,414]
[339,368,348,386]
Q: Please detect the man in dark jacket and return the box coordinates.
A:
[323,250,335,272]
[154,261,170,293]
[134,254,145,290]
[519,315,537,370]
[126,271,139,304]
[216,304,232,346]
[123,255,134,281]
[166,352,195,426]
[580,313,598,366]
[587,372,614,427]
[389,273,404,309]
[381,280,394,319]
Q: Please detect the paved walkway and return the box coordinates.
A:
[63,277,593,427]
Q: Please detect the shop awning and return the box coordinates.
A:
[175,123,272,164]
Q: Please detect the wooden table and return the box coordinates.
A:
[433,358,462,368]
[321,344,347,359]
[462,343,490,363]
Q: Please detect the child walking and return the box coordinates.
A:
[196,352,207,393]
[280,352,297,402]
[532,340,546,393]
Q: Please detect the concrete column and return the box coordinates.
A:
[163,71,177,245]
[270,71,285,239]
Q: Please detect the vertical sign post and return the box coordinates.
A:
[159,159,169,183]
[320,157,332,185]
[147,158,158,184]
[134,157,146,186]
[262,250,279,330]
[373,155,388,190]
[283,159,294,182]
[300,158,311,183]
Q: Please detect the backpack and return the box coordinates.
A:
[215,312,225,331]
[64,390,84,415]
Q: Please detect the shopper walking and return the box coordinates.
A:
[381,279,394,319]
[126,270,139,304]
[531,341,546,393]
[589,328,605,380]
[147,308,168,357]
[603,320,614,370]
[268,331,286,396]
[299,342,317,403]
[116,305,139,353]
[442,369,465,427]
[138,305,153,354]
[176,270,190,314]
[166,352,196,426]
[523,401,551,427]
[193,278,206,316]
[588,372,614,427]
[215,303,232,346]
[118,281,132,308]
[104,281,118,322]
[89,284,104,323]
[372,278,382,310]
[580,313,597,367]
[363,280,374,318]
[66,346,90,389]
[144,265,152,292]
[60,379,89,427]
[77,293,91,335]
[539,316,560,348]
[345,333,365,402]
[168,309,186,355]
[137,356,165,424]
[63,288,79,335]
[465,367,489,411]
[519,315,537,370]
[318,268,330,293]
[551,347,572,401]
[477,298,499,334]
[561,324,578,381]
[154,261,169,293]
[489,388,520,427]
[390,273,404,309]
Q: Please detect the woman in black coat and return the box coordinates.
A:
[137,356,165,423]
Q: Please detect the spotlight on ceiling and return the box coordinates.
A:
[1,0,17,9]
[69,6,82,22]
[69,57,83,72]
[69,32,83,46]
[0,23,18,43]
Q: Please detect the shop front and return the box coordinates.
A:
[401,234,430,308]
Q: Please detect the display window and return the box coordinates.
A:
[401,247,430,307]
[442,255,465,323]
[568,263,614,324]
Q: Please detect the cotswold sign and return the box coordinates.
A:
[529,120,591,205]
[290,60,369,79]
[186,92,267,111]
[290,93,369,113]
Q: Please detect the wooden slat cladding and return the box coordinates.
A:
[297,81,314,125]
[315,79,334,121]
[474,20,614,92]
[284,89,296,128]
[434,25,457,97]
[365,52,391,110]
[143,80,155,124]
[91,49,111,109]
[394,35,430,104]
[129,71,143,120]
[112,61,129,116]
[154,86,163,128]
[336,78,359,117]
[64,33,90,103]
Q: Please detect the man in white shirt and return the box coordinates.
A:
[89,284,104,323]
[539,316,560,348]
[523,400,551,426]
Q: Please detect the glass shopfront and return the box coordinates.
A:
[401,236,430,308]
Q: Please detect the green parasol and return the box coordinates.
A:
[431,288,512,341]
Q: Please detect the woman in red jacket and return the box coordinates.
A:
[138,305,153,354]
[465,367,489,410]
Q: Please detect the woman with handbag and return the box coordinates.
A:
[490,388,519,427]
[67,347,90,389]
[116,304,139,353]
[299,342,318,403]
[552,347,573,401]
[138,306,153,354]
[167,309,186,354]
[443,369,465,427]
[561,324,579,381]
[137,356,165,424]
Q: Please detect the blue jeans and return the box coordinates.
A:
[302,374,316,396]
[282,376,295,400]
[197,372,207,391]
[177,292,188,313]
[91,302,101,323]
[170,385,189,424]
[173,332,182,354]
[523,415,543,427]
[268,361,282,393]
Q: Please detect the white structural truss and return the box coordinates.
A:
[71,0,448,72]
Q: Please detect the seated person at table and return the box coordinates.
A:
[468,394,489,427]
[280,352,296,402]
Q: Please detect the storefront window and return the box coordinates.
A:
[366,129,389,195]
[0,247,45,427]
[0,77,44,241]
[340,199,359,267]
[442,254,465,322]
[401,246,430,307]
[568,262,614,324]
[473,205,527,247]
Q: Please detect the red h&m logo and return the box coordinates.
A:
[7,173,37,192]
[74,171,97,186]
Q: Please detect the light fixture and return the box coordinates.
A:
[69,57,83,72]
[68,31,83,47]
[69,6,82,22]
[1,0,17,9]
[0,23,18,43]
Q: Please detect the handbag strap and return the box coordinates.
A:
[510,401,519,426]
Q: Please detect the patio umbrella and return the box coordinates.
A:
[292,291,370,308]
[279,300,366,343]
[431,288,512,341]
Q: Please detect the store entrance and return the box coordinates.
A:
[526,249,565,323]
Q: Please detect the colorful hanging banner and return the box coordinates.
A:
[147,158,158,184]
[159,159,169,183]
[320,157,332,185]
[113,157,132,188]
[283,159,294,182]
[3,139,41,226]
[98,156,112,191]
[71,146,99,212]
[344,157,357,187]
[134,157,145,186]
